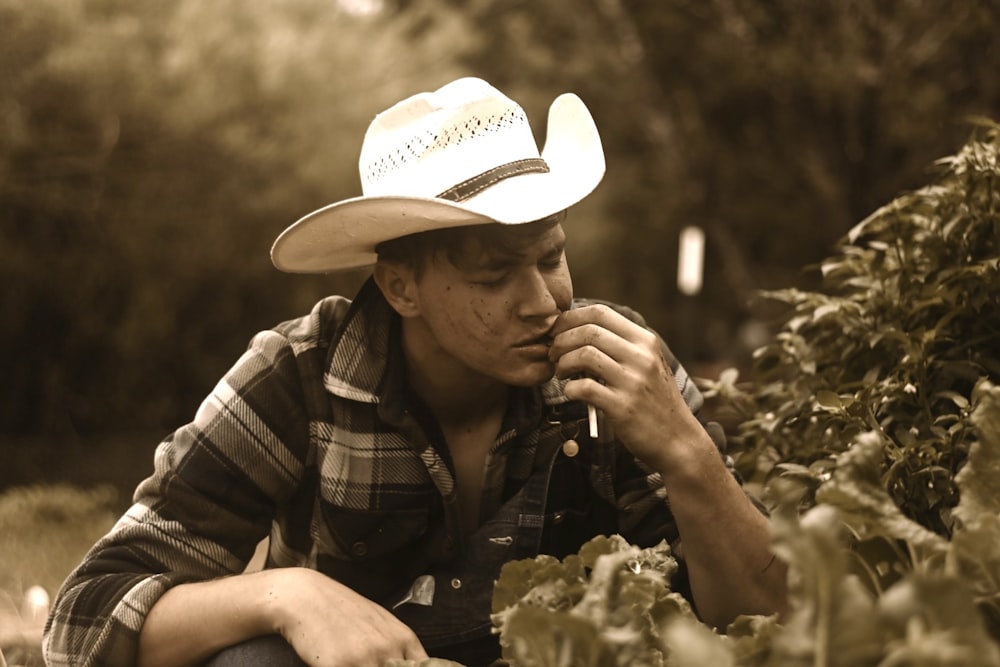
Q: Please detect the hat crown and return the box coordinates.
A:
[359,78,541,198]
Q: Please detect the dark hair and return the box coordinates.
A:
[375,212,565,279]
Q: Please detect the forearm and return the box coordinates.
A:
[139,566,428,667]
[138,570,282,667]
[657,427,788,629]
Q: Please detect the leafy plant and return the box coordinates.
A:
[701,120,1000,536]
[491,535,689,667]
[485,381,1000,666]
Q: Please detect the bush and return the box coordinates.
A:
[702,120,1000,536]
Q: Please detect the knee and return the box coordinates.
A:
[204,635,306,667]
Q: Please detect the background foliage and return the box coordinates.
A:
[3,0,1000,484]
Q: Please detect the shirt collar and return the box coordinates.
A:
[323,277,392,403]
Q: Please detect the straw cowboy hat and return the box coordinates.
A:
[270,77,605,273]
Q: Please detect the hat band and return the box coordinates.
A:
[436,158,549,202]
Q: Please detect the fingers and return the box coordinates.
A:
[359,607,428,665]
[550,303,654,344]
[548,304,676,415]
[550,306,659,363]
[403,636,430,662]
[549,305,661,379]
[375,612,427,662]
[300,622,426,667]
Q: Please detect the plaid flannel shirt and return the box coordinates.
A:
[43,279,729,667]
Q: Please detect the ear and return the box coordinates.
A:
[373,261,421,318]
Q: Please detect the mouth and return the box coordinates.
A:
[515,333,554,348]
[512,334,555,365]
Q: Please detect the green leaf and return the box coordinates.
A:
[815,433,949,562]
[727,614,782,667]
[767,496,885,667]
[953,381,1000,524]
[934,390,971,410]
[661,615,737,667]
[492,536,689,667]
[946,381,1000,630]
[720,367,741,385]
[815,390,843,410]
[877,574,1000,666]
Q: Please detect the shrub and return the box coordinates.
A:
[702,120,1000,536]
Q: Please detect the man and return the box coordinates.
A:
[44,77,786,667]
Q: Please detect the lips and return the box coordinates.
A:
[516,333,554,348]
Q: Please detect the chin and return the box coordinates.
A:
[503,363,556,388]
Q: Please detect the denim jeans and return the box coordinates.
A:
[205,635,306,667]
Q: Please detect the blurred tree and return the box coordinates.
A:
[623,0,1000,342]
[3,0,1000,450]
[1,0,472,436]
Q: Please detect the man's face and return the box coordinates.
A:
[408,221,573,387]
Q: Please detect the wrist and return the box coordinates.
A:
[650,420,724,487]
[258,566,349,638]
[253,567,311,636]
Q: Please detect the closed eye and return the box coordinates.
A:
[473,273,510,288]
[539,247,565,270]
[471,243,565,287]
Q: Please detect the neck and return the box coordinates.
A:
[400,319,509,426]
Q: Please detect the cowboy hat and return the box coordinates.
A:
[270,77,605,273]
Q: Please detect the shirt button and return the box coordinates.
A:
[351,541,368,557]
[562,439,580,457]
[450,578,462,590]
[552,511,566,525]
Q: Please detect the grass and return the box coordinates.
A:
[0,484,119,666]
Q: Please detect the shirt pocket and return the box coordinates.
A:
[319,503,432,561]
[539,448,618,558]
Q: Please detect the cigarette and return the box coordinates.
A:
[588,404,599,439]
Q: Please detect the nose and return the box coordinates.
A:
[517,267,559,321]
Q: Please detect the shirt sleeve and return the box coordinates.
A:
[43,329,310,667]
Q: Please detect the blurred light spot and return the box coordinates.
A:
[22,585,50,623]
[677,225,705,296]
[339,0,383,16]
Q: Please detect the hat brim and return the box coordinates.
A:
[271,92,605,274]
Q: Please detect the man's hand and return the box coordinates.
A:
[139,568,427,667]
[548,304,707,470]
[548,303,789,628]
[268,568,428,666]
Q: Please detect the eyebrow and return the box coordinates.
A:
[477,238,565,271]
